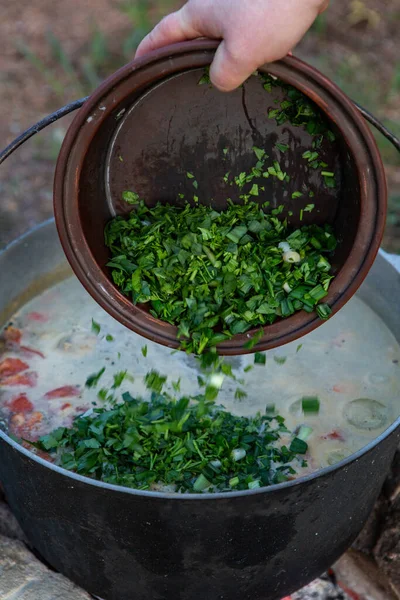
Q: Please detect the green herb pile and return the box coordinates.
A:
[32,390,308,493]
[105,201,336,354]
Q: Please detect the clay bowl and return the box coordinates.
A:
[54,40,386,355]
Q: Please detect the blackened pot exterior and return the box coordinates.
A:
[0,424,399,600]
[0,222,399,600]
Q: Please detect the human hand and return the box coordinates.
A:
[135,0,329,92]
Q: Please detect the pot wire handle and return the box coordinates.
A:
[0,98,399,166]
[0,97,88,166]
[354,103,400,153]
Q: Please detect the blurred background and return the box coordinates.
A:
[0,0,399,250]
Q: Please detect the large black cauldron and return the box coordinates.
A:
[0,221,399,600]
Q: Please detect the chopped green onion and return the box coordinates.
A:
[274,356,287,365]
[254,352,266,365]
[297,425,313,441]
[301,397,320,414]
[122,191,140,204]
[289,437,308,454]
[248,480,261,489]
[231,448,246,462]
[193,474,211,492]
[316,303,332,319]
[85,367,105,388]
[91,319,101,335]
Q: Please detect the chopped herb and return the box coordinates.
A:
[112,371,129,388]
[249,184,259,196]
[289,437,308,454]
[198,67,211,86]
[244,328,264,350]
[297,425,313,441]
[296,344,303,353]
[252,146,266,161]
[234,388,247,401]
[276,143,289,153]
[172,378,181,392]
[91,319,101,335]
[106,334,114,342]
[141,345,148,357]
[85,367,105,388]
[186,172,194,179]
[144,370,167,394]
[29,385,307,493]
[304,204,315,212]
[301,396,320,414]
[316,303,332,319]
[292,191,303,199]
[122,191,140,204]
[254,352,266,365]
[274,356,287,365]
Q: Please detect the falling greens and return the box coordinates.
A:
[105,200,336,354]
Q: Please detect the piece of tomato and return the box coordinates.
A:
[44,385,80,399]
[0,372,38,387]
[7,393,34,413]
[0,358,29,378]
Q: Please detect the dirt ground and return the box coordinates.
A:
[0,0,399,249]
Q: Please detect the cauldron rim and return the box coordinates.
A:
[1,220,398,501]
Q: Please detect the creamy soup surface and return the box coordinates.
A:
[0,275,399,483]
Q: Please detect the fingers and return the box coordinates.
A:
[210,40,258,92]
[135,7,201,58]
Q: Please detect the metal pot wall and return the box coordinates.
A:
[0,220,399,600]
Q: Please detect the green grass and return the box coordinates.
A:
[16,0,178,100]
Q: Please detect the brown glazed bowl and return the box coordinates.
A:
[54,40,386,355]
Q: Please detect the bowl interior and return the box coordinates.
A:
[80,68,357,276]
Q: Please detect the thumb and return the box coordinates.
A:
[210,40,258,92]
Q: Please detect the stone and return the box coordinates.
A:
[352,496,388,554]
[374,516,400,600]
[334,550,397,600]
[292,575,352,600]
[0,535,92,600]
[0,501,26,541]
